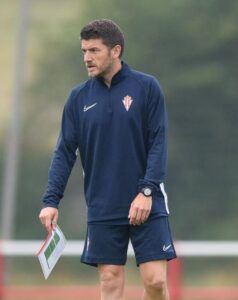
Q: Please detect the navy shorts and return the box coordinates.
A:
[80,216,177,267]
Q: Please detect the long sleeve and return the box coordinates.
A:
[138,77,168,193]
[42,90,78,208]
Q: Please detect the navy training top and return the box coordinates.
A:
[42,62,170,223]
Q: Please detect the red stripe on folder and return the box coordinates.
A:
[35,230,53,256]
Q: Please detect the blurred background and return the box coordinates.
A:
[0,0,238,299]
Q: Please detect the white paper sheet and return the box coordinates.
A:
[36,225,67,279]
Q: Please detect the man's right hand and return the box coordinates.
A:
[39,207,58,233]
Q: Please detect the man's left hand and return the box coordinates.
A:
[128,193,152,225]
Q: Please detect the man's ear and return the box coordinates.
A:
[111,45,122,59]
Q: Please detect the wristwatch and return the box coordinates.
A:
[141,187,152,197]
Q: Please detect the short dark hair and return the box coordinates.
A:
[80,19,124,58]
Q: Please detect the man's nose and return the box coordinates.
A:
[84,51,92,62]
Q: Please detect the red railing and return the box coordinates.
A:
[0,243,4,300]
[169,258,182,300]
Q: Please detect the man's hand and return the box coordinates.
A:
[39,207,58,233]
[128,193,152,225]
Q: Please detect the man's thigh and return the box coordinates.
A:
[81,223,130,267]
[130,216,177,266]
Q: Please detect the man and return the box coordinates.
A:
[39,19,176,300]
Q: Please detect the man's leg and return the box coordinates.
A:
[139,260,169,300]
[98,264,125,300]
[130,216,176,299]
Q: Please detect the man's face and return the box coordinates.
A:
[81,39,114,77]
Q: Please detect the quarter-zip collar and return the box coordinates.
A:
[93,61,131,87]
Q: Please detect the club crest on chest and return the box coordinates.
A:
[122,95,133,111]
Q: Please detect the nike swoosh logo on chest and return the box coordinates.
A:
[83,102,97,112]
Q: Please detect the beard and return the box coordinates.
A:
[96,60,114,79]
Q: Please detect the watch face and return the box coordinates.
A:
[144,188,152,196]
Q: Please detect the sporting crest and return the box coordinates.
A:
[122,95,133,111]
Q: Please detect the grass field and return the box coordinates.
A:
[3,256,238,287]
[1,256,238,300]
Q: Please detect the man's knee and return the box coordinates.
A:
[144,276,167,293]
[140,260,168,295]
[99,266,124,292]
